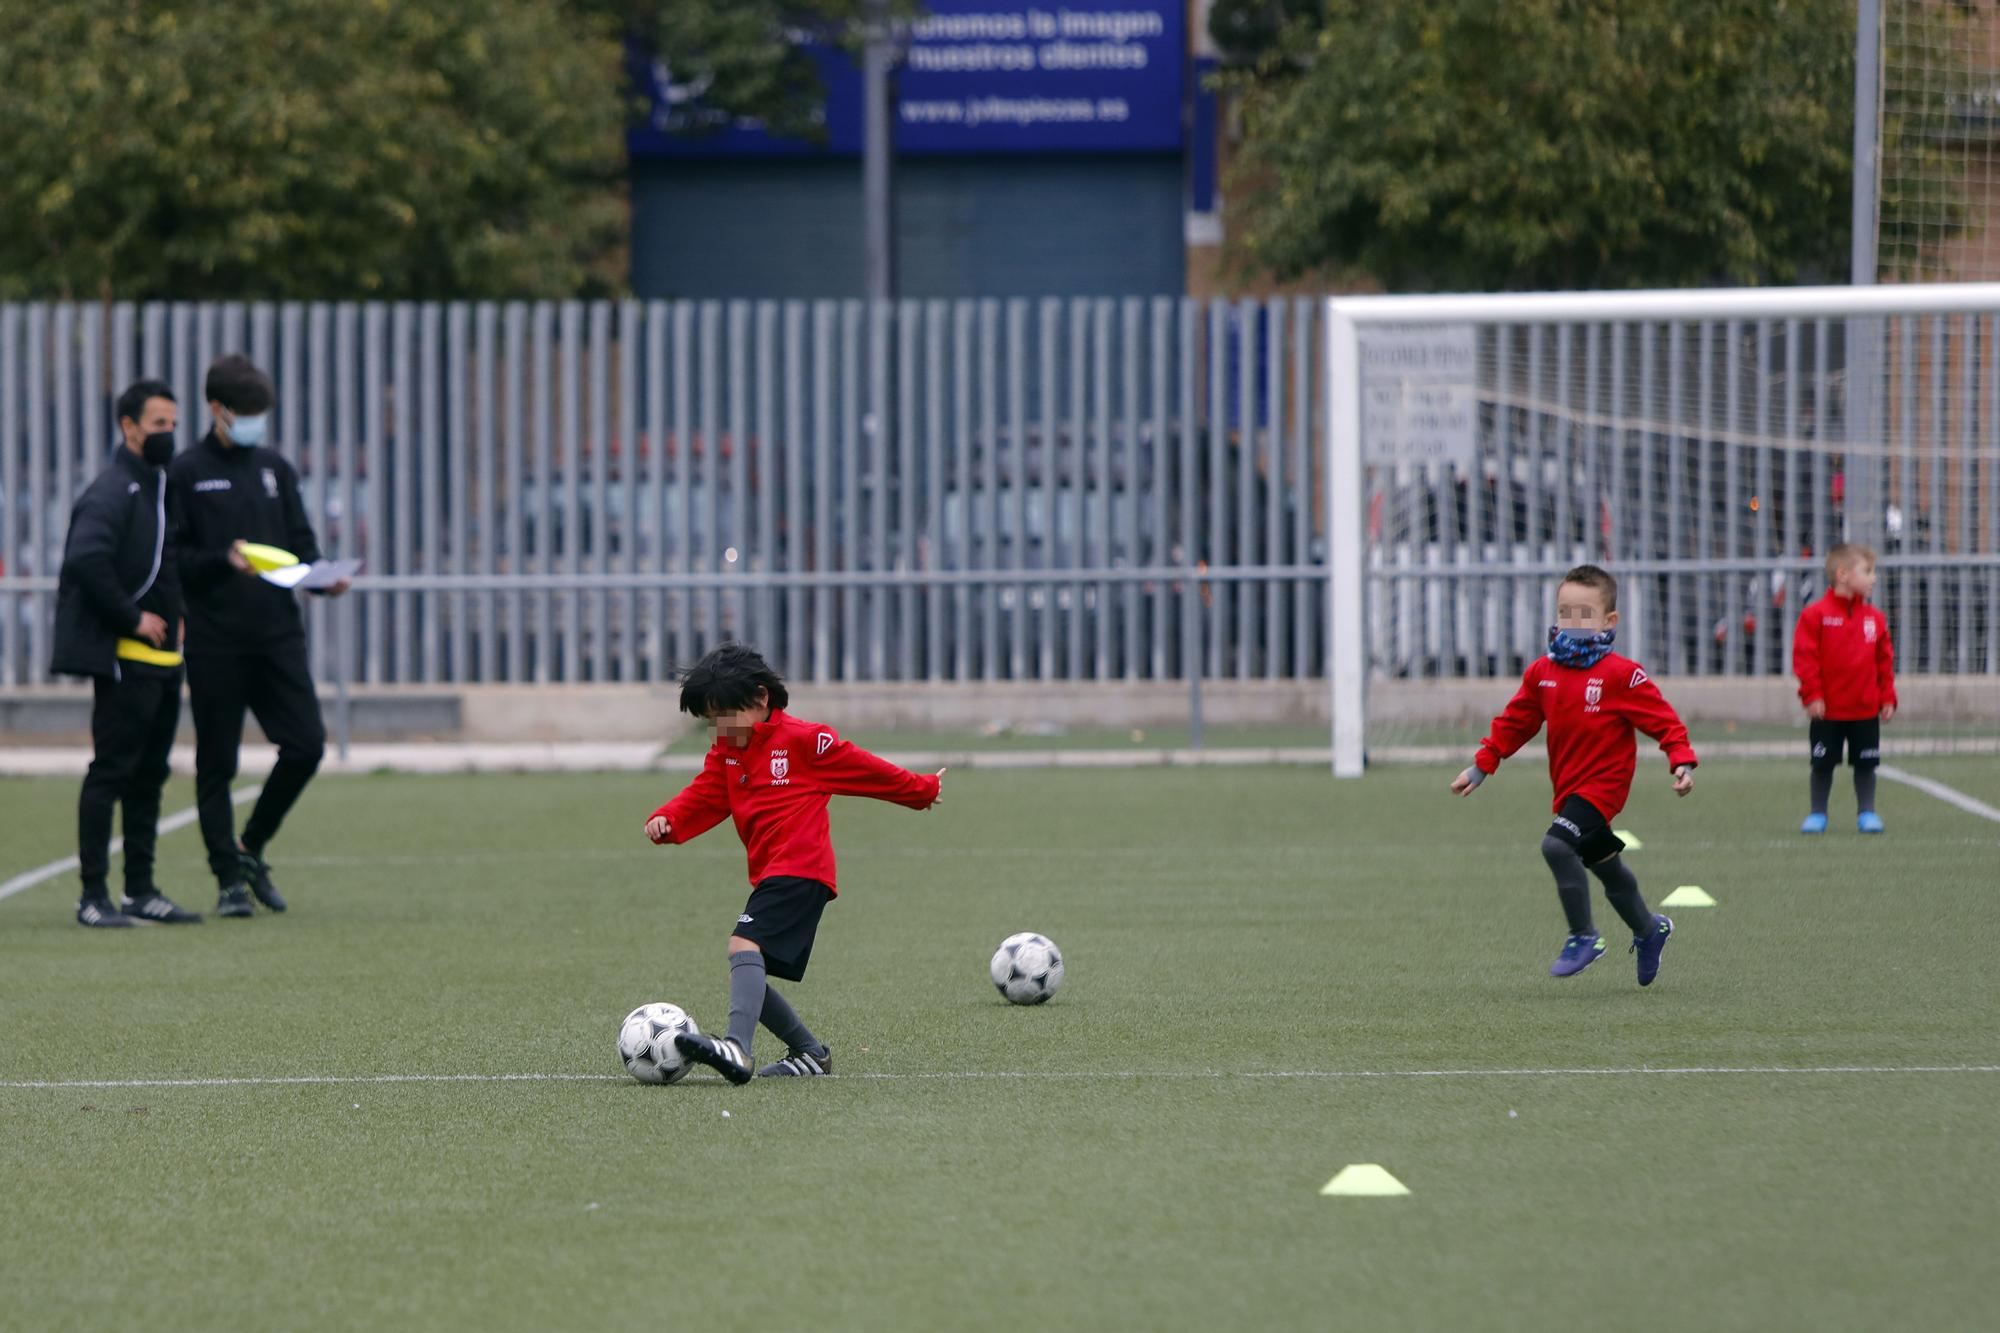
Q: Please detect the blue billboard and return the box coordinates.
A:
[629,1,1184,158]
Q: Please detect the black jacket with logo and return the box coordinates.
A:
[167,430,323,654]
[51,446,183,679]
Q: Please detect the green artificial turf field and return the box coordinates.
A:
[2,757,1995,1331]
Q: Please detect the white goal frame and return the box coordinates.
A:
[1324,282,2000,778]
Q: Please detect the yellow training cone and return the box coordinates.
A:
[1614,829,1642,851]
[238,542,299,572]
[1661,885,1715,908]
[1321,1164,1410,1197]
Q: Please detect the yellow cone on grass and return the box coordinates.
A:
[1661,885,1715,908]
[1614,829,1642,850]
[1320,1164,1410,1197]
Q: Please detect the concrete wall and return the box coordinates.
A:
[8,676,1996,745]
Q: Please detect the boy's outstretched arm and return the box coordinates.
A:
[814,730,943,810]
[646,751,732,846]
[1452,673,1545,796]
[1618,673,1699,796]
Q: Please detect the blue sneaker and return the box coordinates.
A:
[1631,915,1674,987]
[1549,933,1606,977]
[1857,811,1885,834]
[1800,812,1828,835]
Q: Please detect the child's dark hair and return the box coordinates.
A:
[677,643,789,717]
[1560,564,1618,613]
[204,354,275,414]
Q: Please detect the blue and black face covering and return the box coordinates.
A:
[1547,625,1616,669]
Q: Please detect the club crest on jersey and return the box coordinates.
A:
[816,732,834,756]
[1863,619,1877,643]
[769,751,790,783]
[1584,679,1604,711]
[261,467,279,499]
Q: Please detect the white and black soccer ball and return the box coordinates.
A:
[990,932,1064,1005]
[617,1002,698,1084]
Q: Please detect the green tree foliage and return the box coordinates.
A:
[598,0,888,145]
[0,0,630,300]
[1217,0,1858,290]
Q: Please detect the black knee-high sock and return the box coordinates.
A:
[1541,835,1594,935]
[1854,767,1878,814]
[759,985,821,1055]
[1590,854,1656,936]
[727,950,766,1057]
[1810,767,1835,815]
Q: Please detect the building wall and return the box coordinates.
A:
[631,156,1185,300]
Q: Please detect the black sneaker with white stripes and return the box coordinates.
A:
[757,1046,832,1078]
[674,1031,754,1085]
[76,898,136,928]
[122,892,203,924]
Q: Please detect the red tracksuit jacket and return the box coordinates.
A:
[1792,591,1896,721]
[651,710,940,893]
[1474,652,1698,821]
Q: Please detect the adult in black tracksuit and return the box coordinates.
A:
[52,380,202,927]
[167,355,347,918]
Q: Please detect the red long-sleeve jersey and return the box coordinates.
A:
[1792,591,1896,721]
[651,710,939,893]
[1473,652,1698,820]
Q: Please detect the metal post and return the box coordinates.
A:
[863,0,896,303]
[1848,0,1884,545]
[1852,0,1882,288]
[1327,304,1365,777]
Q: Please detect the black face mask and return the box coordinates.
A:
[140,431,175,467]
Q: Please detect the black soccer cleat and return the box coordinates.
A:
[215,883,255,919]
[674,1031,754,1086]
[758,1046,832,1078]
[237,849,287,912]
[122,892,203,924]
[76,899,136,929]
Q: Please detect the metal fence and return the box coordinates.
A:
[0,299,1328,687]
[1358,313,2000,684]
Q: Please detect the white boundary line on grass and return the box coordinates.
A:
[0,785,264,904]
[4,1064,1996,1090]
[1879,765,2000,824]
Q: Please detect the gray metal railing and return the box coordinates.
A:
[0,299,1327,687]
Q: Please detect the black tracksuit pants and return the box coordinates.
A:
[186,637,326,884]
[78,668,182,900]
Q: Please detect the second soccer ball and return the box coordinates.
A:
[990,932,1064,1005]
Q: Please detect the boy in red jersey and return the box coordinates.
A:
[1451,565,1697,985]
[1792,544,1896,835]
[645,644,943,1082]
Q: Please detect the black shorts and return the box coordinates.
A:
[730,877,833,981]
[1810,718,1881,770]
[1547,794,1624,865]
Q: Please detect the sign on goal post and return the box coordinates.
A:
[1325,284,2000,778]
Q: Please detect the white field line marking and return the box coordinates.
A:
[3,1064,1996,1091]
[1879,765,2000,824]
[0,785,264,904]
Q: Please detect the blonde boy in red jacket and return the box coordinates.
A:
[1793,544,1897,835]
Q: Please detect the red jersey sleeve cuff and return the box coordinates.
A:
[1473,748,1500,776]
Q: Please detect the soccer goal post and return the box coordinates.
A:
[1325,283,2000,778]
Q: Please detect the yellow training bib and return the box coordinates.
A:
[115,638,184,668]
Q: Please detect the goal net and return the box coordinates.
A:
[1332,287,2000,777]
